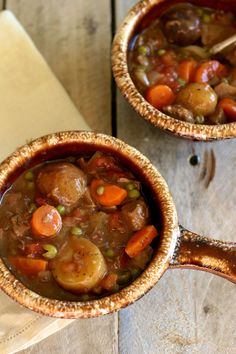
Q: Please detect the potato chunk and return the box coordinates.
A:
[176,83,217,117]
[52,237,107,293]
[37,162,87,209]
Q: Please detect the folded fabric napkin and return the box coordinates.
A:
[0,10,90,354]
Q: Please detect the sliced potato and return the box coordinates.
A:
[52,237,107,293]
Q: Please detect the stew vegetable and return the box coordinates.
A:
[129,3,236,125]
[0,152,158,301]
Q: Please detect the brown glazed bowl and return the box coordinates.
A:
[0,131,235,318]
[112,0,236,141]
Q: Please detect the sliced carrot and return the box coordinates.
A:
[9,257,48,275]
[125,225,158,258]
[193,60,228,83]
[146,85,175,109]
[178,59,197,83]
[100,273,118,291]
[90,179,127,207]
[31,204,62,237]
[218,98,236,121]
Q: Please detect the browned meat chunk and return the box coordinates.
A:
[201,24,236,46]
[162,105,194,123]
[161,4,201,46]
[4,192,23,213]
[11,214,30,237]
[36,162,87,209]
[225,47,236,67]
[208,107,227,125]
[229,68,236,87]
[214,82,236,100]
[121,200,149,232]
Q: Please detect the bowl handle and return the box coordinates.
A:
[169,226,236,283]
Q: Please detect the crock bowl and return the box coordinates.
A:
[112,0,236,141]
[0,131,235,318]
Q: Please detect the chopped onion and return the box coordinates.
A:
[134,69,150,87]
[182,45,209,59]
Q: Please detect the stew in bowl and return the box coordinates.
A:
[0,131,234,318]
[112,0,236,140]
[0,150,158,301]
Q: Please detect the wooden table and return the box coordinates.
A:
[2,0,235,353]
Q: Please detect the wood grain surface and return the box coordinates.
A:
[116,1,236,354]
[7,0,111,134]
[2,0,236,353]
[5,1,117,354]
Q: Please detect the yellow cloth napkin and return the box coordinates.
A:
[0,10,90,354]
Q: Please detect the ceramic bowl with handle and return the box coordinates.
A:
[0,131,235,318]
[112,0,236,141]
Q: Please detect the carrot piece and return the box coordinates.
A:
[178,59,197,82]
[9,257,48,275]
[146,85,175,109]
[193,60,228,83]
[90,179,128,207]
[31,204,62,237]
[125,225,158,258]
[100,273,118,291]
[219,98,236,121]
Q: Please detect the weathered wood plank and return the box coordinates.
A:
[5,0,117,353]
[7,0,111,133]
[115,1,236,353]
[19,315,118,354]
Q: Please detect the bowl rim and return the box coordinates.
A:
[0,131,179,318]
[111,0,236,141]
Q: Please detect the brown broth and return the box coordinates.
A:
[128,2,236,125]
[0,153,158,301]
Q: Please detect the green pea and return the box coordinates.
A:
[157,49,166,56]
[71,226,83,236]
[42,244,57,259]
[96,186,105,195]
[117,271,131,285]
[195,115,205,124]
[28,202,37,213]
[27,181,35,191]
[24,170,34,181]
[128,189,140,199]
[56,204,65,215]
[111,284,120,293]
[131,267,141,279]
[177,78,186,87]
[80,294,90,301]
[67,156,76,163]
[138,46,149,55]
[221,77,229,84]
[195,8,204,16]
[202,14,211,23]
[126,183,135,191]
[104,249,114,258]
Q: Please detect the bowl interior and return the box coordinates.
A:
[0,131,179,318]
[112,0,236,140]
